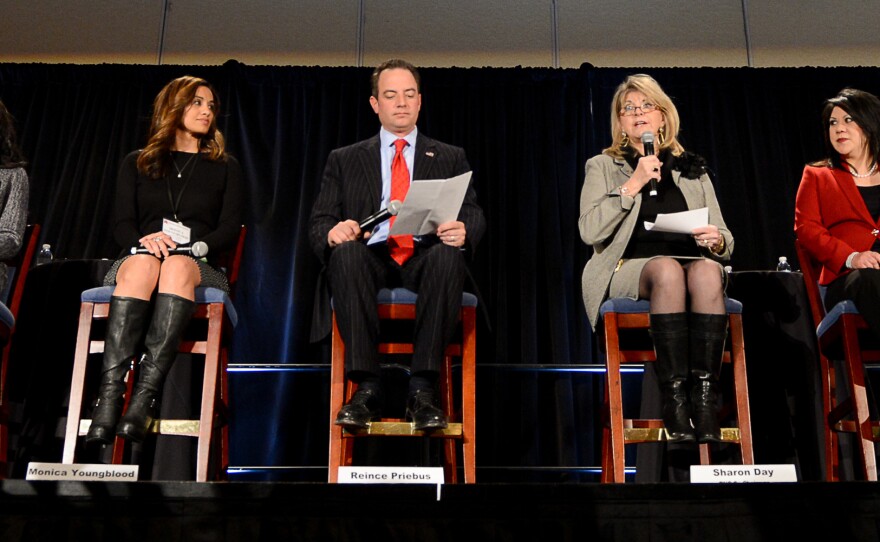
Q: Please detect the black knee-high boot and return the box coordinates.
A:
[689,313,728,443]
[116,293,195,443]
[85,296,152,444]
[649,312,695,443]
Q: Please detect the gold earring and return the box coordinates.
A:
[658,126,666,145]
[620,131,630,148]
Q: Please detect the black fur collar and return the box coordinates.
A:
[671,151,707,180]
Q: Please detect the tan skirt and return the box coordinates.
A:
[608,256,726,300]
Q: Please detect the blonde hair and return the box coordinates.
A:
[603,74,685,159]
[137,76,225,179]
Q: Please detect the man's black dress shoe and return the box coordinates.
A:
[335,388,382,430]
[406,390,448,431]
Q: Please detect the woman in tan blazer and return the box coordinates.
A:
[579,74,733,443]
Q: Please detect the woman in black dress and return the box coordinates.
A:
[86,76,242,444]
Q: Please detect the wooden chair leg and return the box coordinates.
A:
[841,318,877,481]
[219,346,230,481]
[461,306,477,484]
[729,314,754,463]
[819,353,839,481]
[600,385,612,483]
[62,303,96,464]
[603,314,626,483]
[439,354,458,483]
[192,304,223,482]
[328,313,346,483]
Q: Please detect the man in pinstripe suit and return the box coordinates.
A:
[309,59,486,431]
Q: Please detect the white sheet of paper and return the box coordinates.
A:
[389,171,472,236]
[644,207,708,234]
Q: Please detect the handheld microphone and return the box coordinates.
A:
[359,200,402,232]
[131,240,209,258]
[642,131,658,197]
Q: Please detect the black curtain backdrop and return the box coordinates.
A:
[1,61,877,480]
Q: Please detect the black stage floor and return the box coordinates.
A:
[2,480,880,541]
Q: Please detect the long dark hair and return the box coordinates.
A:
[137,75,225,179]
[0,100,26,168]
[818,88,880,170]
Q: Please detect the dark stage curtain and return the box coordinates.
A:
[1,61,877,480]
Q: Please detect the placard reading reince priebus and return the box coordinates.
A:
[690,464,797,483]
[338,466,444,484]
[26,462,138,482]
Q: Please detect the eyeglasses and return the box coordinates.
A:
[620,102,659,116]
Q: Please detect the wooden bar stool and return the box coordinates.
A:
[796,239,880,481]
[61,227,245,481]
[327,288,477,484]
[598,297,754,483]
[0,224,40,478]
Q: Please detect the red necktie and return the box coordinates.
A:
[388,139,413,265]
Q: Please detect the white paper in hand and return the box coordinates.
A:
[644,207,708,234]
[390,171,472,236]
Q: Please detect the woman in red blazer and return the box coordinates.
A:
[795,88,880,335]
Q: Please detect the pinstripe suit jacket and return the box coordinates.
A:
[308,132,486,340]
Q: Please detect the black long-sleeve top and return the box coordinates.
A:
[111,150,243,262]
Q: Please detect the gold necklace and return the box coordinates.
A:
[172,152,198,178]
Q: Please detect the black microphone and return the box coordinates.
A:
[359,200,402,231]
[642,131,658,197]
[131,240,209,257]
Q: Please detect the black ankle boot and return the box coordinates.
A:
[689,313,728,443]
[86,296,151,445]
[116,293,195,443]
[649,312,695,443]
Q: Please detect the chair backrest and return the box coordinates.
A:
[794,238,829,329]
[3,224,40,318]
[213,225,246,295]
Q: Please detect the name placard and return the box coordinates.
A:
[338,466,444,484]
[26,462,139,482]
[690,464,797,483]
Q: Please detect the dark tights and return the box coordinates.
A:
[638,257,725,315]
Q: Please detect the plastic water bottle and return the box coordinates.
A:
[776,256,791,272]
[35,243,53,266]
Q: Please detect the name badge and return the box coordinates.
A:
[162,219,191,244]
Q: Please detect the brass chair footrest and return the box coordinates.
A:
[79,418,201,437]
[623,427,741,443]
[343,421,463,437]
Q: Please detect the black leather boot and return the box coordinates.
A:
[649,312,695,443]
[85,296,151,445]
[689,313,728,443]
[116,293,195,443]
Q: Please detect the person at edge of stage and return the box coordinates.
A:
[796,88,880,338]
[308,58,485,432]
[579,74,734,452]
[86,75,242,446]
[0,99,30,296]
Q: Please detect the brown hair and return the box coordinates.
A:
[371,59,420,98]
[603,74,685,159]
[137,75,225,179]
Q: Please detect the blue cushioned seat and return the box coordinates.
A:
[599,297,742,316]
[81,286,238,327]
[376,287,478,307]
[816,300,859,338]
[0,303,13,331]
